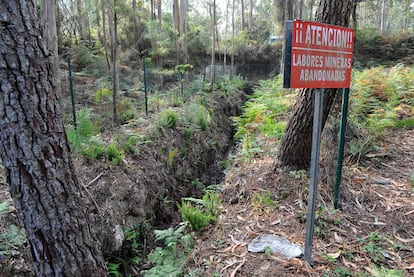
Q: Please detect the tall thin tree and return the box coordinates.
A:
[108,0,119,124]
[209,0,216,88]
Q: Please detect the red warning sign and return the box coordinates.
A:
[283,20,355,88]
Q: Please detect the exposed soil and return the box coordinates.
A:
[186,129,414,276]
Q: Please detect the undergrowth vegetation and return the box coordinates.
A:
[178,191,221,231]
[0,200,25,257]
[234,76,291,160]
[142,190,221,276]
[66,108,124,164]
[232,65,414,165]
[227,65,413,276]
[103,76,244,276]
[142,222,194,277]
[348,64,414,162]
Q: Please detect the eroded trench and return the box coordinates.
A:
[0,84,252,276]
[80,85,253,268]
[0,81,253,276]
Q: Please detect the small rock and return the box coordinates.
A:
[248,234,303,259]
[113,224,125,251]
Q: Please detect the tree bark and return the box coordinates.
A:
[307,0,315,20]
[299,0,304,19]
[380,0,386,34]
[403,0,409,31]
[275,0,352,170]
[0,1,107,276]
[274,0,285,35]
[180,0,189,64]
[132,0,138,38]
[76,0,90,43]
[351,0,358,30]
[231,0,235,77]
[101,0,111,71]
[173,0,180,62]
[248,0,253,30]
[241,0,245,30]
[108,0,118,124]
[210,0,216,88]
[173,0,189,64]
[40,0,58,71]
[173,0,180,35]
[285,0,293,21]
[150,0,155,20]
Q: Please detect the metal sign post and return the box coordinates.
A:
[304,88,324,263]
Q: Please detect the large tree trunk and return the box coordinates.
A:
[150,0,155,20]
[40,0,58,72]
[0,1,107,276]
[351,0,358,30]
[275,0,352,170]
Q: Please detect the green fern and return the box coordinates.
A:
[178,191,221,231]
[106,142,124,164]
[0,224,26,256]
[142,223,193,277]
[0,200,10,215]
[234,76,289,143]
[158,108,179,129]
[66,108,100,152]
[80,136,105,161]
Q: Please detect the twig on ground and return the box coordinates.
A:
[230,258,246,277]
[80,180,104,218]
[86,172,104,187]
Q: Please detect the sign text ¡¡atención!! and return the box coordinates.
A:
[283,20,355,88]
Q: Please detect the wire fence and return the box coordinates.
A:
[60,60,279,125]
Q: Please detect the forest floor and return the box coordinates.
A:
[186,128,414,276]
[1,75,413,276]
[1,109,414,277]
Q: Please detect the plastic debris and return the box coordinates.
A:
[248,234,303,259]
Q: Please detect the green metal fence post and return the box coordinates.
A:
[334,88,350,209]
[143,57,148,115]
[68,54,77,129]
